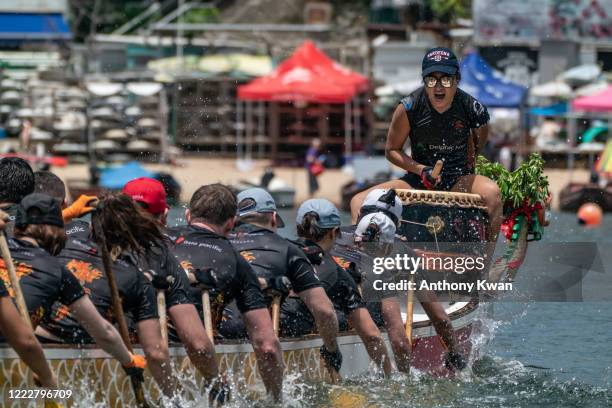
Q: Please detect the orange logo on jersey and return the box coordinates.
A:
[54,304,71,321]
[332,256,351,269]
[0,259,34,297]
[240,251,256,262]
[180,260,194,273]
[65,260,102,284]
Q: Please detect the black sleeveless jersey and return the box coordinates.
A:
[229,223,321,294]
[400,87,489,177]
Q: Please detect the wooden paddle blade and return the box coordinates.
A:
[271,297,281,336]
[0,235,33,330]
[157,290,168,345]
[130,375,150,408]
[404,273,415,347]
[202,291,214,343]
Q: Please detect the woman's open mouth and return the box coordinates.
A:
[434,91,446,101]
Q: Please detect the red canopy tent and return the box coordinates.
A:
[237,41,370,162]
[572,85,612,112]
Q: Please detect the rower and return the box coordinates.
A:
[0,209,59,389]
[336,188,467,372]
[228,188,340,358]
[283,199,392,376]
[122,177,226,402]
[167,183,284,402]
[2,194,145,378]
[37,194,178,397]
[33,170,96,240]
[349,47,502,246]
[0,157,35,235]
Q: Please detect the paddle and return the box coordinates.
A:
[92,217,150,408]
[0,234,33,330]
[271,297,281,336]
[202,290,214,343]
[157,290,168,345]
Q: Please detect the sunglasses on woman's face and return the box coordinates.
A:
[424,75,454,88]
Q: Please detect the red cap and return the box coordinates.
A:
[122,177,168,215]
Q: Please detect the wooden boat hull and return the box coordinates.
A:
[0,301,478,407]
[0,189,531,406]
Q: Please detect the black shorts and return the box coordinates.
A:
[399,172,460,192]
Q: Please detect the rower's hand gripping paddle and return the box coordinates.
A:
[421,160,444,189]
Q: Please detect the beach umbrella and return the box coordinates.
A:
[574,81,609,97]
[530,81,572,98]
[559,64,601,86]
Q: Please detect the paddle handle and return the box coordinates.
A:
[271,297,281,336]
[431,160,443,179]
[0,235,33,331]
[404,272,415,347]
[202,290,214,344]
[92,218,149,408]
[157,290,168,345]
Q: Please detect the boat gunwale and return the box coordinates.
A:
[0,299,479,359]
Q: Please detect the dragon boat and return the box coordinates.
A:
[0,189,545,407]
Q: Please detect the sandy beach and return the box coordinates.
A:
[49,157,586,210]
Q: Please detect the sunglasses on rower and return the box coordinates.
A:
[424,75,455,88]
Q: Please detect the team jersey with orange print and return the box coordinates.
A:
[229,223,321,294]
[166,224,266,317]
[0,238,84,328]
[40,238,157,344]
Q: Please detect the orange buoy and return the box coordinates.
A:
[577,203,603,227]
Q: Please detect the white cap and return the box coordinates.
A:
[355,213,397,243]
[361,189,403,224]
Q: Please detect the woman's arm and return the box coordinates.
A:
[0,296,58,387]
[385,104,424,175]
[136,318,176,397]
[349,308,392,376]
[68,296,132,365]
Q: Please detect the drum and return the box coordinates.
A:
[396,189,489,243]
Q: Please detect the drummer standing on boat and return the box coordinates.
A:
[350,47,502,243]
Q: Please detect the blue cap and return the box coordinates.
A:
[422,47,459,77]
[237,188,285,227]
[296,199,341,229]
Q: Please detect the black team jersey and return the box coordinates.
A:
[166,225,267,323]
[0,238,85,328]
[229,223,321,295]
[64,219,91,241]
[40,238,158,344]
[400,87,490,178]
[281,240,365,336]
[136,242,192,308]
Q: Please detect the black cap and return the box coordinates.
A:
[422,47,459,77]
[15,193,64,229]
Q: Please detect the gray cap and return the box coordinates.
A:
[237,187,285,227]
[296,198,341,229]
